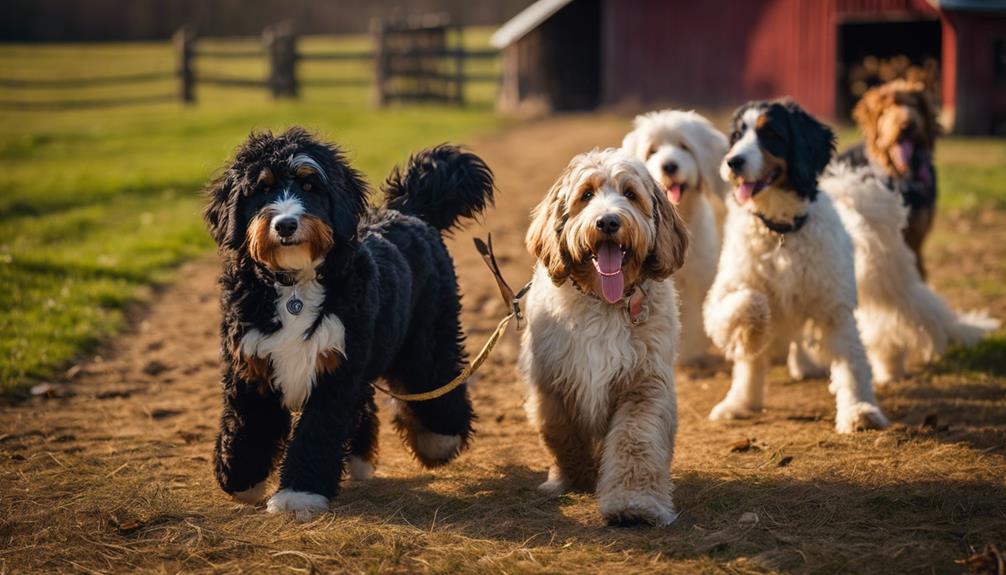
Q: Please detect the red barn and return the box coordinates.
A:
[492,0,1006,134]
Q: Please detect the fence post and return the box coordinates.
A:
[372,18,387,107]
[174,26,195,104]
[265,21,298,99]
[453,25,465,106]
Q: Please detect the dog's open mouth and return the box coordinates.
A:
[591,241,627,304]
[891,138,914,174]
[665,182,687,204]
[278,238,303,246]
[734,168,781,205]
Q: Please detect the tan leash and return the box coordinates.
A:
[372,234,531,402]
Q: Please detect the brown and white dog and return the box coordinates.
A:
[519,148,689,526]
[838,80,940,277]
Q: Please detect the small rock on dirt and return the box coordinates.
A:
[143,360,171,376]
[738,512,759,526]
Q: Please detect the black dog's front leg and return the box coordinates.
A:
[215,368,291,503]
[267,372,362,519]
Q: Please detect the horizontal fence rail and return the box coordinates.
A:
[1,16,499,111]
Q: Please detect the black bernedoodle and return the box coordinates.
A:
[204,127,494,519]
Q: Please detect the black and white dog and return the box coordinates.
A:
[204,127,494,519]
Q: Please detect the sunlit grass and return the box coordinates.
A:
[0,33,500,392]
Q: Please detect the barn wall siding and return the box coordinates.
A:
[602,0,941,119]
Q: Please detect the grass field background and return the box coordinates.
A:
[0,31,502,393]
[1,33,1004,394]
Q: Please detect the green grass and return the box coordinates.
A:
[835,128,1006,211]
[0,33,501,393]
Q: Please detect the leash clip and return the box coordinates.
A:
[474,234,533,332]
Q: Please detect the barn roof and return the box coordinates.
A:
[490,0,576,48]
[932,0,1006,10]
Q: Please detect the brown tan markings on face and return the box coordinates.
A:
[246,210,334,271]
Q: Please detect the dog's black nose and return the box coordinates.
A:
[726,156,746,173]
[274,217,298,238]
[596,215,621,235]
[662,161,678,175]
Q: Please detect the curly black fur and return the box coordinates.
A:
[729,99,836,201]
[383,144,495,232]
[205,127,494,504]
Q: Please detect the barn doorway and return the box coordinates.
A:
[542,0,601,110]
[836,19,942,117]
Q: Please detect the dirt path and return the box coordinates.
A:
[2,114,1005,574]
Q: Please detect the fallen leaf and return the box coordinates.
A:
[960,544,1005,575]
[729,438,758,453]
[777,455,794,467]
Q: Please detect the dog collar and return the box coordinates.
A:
[754,212,808,235]
[571,280,650,325]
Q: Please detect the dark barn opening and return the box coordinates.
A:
[544,0,601,109]
[837,19,942,117]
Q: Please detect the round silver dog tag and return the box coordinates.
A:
[286,296,304,315]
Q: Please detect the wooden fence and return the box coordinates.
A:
[0,15,498,111]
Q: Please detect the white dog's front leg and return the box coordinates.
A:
[597,382,677,527]
[704,288,771,360]
[710,353,768,421]
[824,316,890,433]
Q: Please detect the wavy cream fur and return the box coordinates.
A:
[810,164,1000,383]
[623,110,729,365]
[706,165,889,432]
[520,150,684,526]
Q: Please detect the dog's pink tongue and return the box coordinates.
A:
[735,182,756,204]
[893,139,914,172]
[596,242,624,304]
[666,184,683,204]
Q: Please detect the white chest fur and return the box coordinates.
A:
[240,279,346,410]
[520,266,678,434]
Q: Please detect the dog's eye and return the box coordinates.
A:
[679,142,690,153]
[623,187,636,200]
[646,145,657,159]
[249,168,274,197]
[581,189,594,202]
[302,182,313,192]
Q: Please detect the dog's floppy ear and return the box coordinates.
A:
[527,169,571,285]
[853,86,885,158]
[773,100,835,200]
[684,114,730,200]
[203,171,244,250]
[621,120,644,158]
[643,171,689,279]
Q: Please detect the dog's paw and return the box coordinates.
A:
[231,480,267,504]
[413,431,463,467]
[347,455,374,480]
[835,402,890,433]
[709,399,760,421]
[599,490,678,527]
[537,478,566,497]
[266,489,329,521]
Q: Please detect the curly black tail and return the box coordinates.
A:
[382,144,495,232]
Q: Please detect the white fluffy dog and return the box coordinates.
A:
[797,163,1000,383]
[622,110,729,365]
[519,148,689,526]
[705,99,890,433]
